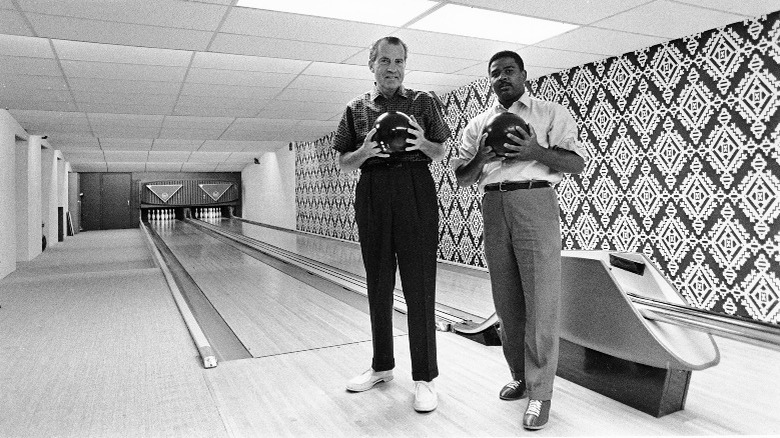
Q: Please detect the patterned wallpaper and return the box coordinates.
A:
[296,11,779,324]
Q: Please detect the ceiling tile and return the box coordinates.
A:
[68,77,182,94]
[215,162,248,172]
[193,0,233,5]
[2,100,78,113]
[0,9,34,36]
[517,46,608,70]
[237,141,288,151]
[224,152,257,162]
[181,162,218,172]
[87,113,164,126]
[144,162,184,172]
[92,126,162,138]
[62,151,104,161]
[0,88,71,101]
[158,128,223,140]
[231,117,299,128]
[221,8,395,46]
[74,92,178,107]
[0,74,69,91]
[151,139,204,151]
[286,75,373,93]
[49,135,101,149]
[162,115,234,130]
[275,88,356,104]
[0,55,63,76]
[172,106,259,118]
[9,109,88,130]
[180,83,281,99]
[593,0,746,38]
[0,34,55,57]
[302,62,370,79]
[52,40,193,66]
[104,150,148,161]
[99,138,153,149]
[253,107,338,121]
[60,60,188,82]
[200,140,257,152]
[106,161,146,172]
[651,0,779,19]
[536,26,668,57]
[76,103,174,115]
[148,151,194,161]
[450,0,651,25]
[17,0,228,30]
[209,33,363,63]
[192,52,309,73]
[71,162,107,172]
[188,151,231,162]
[392,29,524,61]
[28,14,213,51]
[405,71,483,87]
[186,68,296,87]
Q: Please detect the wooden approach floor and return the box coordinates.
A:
[0,228,778,437]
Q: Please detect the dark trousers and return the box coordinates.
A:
[482,187,562,400]
[354,164,439,382]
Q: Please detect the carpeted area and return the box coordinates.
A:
[0,230,226,438]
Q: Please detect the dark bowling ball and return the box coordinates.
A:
[373,111,413,154]
[482,112,530,156]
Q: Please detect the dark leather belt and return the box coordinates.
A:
[362,161,430,171]
[484,181,551,192]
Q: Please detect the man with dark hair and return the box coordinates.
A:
[333,36,451,412]
[451,50,587,430]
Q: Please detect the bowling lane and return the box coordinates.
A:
[211,218,496,320]
[151,219,400,358]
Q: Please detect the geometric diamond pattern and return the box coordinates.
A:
[294,11,780,324]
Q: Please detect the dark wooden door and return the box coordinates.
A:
[79,173,133,230]
[80,173,101,231]
[101,173,132,229]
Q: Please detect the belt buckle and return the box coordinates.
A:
[498,181,508,192]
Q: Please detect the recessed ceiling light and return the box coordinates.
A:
[409,4,578,45]
[236,0,440,27]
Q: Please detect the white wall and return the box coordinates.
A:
[41,147,59,249]
[15,135,43,262]
[0,110,28,279]
[241,146,296,230]
[58,159,69,241]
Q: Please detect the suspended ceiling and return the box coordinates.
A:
[1,0,777,172]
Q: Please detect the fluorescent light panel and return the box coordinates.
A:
[236,0,439,26]
[410,4,578,45]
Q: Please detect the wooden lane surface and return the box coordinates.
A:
[216,218,496,320]
[152,220,402,358]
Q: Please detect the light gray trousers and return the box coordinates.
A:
[482,186,562,401]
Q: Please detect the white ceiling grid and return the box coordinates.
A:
[0,0,777,172]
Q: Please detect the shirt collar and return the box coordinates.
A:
[371,85,409,102]
[493,93,531,113]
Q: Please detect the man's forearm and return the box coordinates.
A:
[453,155,487,187]
[339,149,368,172]
[534,147,585,174]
